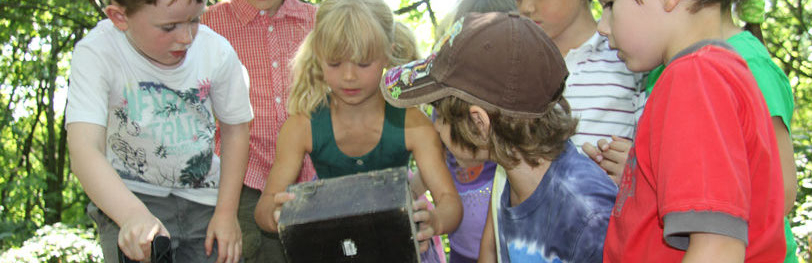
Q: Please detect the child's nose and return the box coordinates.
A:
[342,65,357,81]
[597,15,611,37]
[176,24,194,45]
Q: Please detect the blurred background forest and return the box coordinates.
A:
[0,0,810,261]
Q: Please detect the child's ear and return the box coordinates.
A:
[468,105,491,138]
[104,4,129,31]
[662,0,681,12]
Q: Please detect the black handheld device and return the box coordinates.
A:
[118,235,172,263]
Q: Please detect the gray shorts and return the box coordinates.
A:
[87,193,218,263]
[238,185,288,263]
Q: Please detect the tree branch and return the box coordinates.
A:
[422,0,437,28]
[87,0,106,19]
[394,1,424,15]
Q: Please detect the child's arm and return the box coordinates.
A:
[404,108,463,239]
[254,114,312,233]
[682,232,745,262]
[409,169,429,199]
[67,122,170,261]
[205,121,250,263]
[477,199,498,263]
[772,117,797,216]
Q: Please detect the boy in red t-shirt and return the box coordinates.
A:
[596,0,786,261]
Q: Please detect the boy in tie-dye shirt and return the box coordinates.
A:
[380,12,617,263]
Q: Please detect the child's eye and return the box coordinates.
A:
[601,1,614,9]
[357,63,371,68]
[327,62,341,67]
[161,24,178,32]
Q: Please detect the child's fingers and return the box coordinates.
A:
[582,142,603,163]
[231,241,242,263]
[601,148,630,166]
[205,230,215,256]
[609,136,632,151]
[412,199,428,212]
[598,158,625,183]
[273,210,282,224]
[140,224,161,259]
[412,210,430,224]
[219,239,230,263]
[418,239,430,253]
[216,239,226,263]
[273,192,296,205]
[118,231,145,261]
[597,138,611,151]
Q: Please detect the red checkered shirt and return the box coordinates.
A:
[203,0,317,190]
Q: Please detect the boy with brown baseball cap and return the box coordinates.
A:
[381,12,617,262]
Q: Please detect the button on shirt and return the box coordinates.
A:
[202,0,318,190]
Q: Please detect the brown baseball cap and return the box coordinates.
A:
[381,12,569,118]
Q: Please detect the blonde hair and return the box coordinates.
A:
[287,0,417,117]
[393,22,420,63]
[432,97,577,169]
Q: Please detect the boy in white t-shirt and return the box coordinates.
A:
[65,0,253,262]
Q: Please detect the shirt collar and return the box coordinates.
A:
[576,31,604,53]
[232,0,313,26]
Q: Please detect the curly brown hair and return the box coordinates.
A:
[432,96,578,169]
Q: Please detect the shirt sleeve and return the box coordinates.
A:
[66,44,111,126]
[651,54,752,249]
[210,43,253,125]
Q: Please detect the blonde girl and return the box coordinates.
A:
[253,0,463,254]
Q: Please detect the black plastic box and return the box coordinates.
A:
[278,166,419,263]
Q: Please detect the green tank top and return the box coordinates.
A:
[309,101,410,179]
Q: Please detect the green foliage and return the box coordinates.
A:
[0,0,100,251]
[760,0,812,260]
[0,223,103,263]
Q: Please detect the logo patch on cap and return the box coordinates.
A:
[384,54,436,98]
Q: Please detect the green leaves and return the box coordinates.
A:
[0,0,102,251]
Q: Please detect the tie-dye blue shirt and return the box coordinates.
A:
[497,141,617,263]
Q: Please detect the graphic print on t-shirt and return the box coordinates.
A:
[109,79,217,188]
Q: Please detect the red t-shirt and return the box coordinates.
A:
[603,44,785,262]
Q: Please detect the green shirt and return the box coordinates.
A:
[308,100,410,179]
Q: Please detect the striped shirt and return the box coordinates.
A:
[203,0,317,190]
[563,32,647,153]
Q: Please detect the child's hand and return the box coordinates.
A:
[412,199,435,253]
[205,212,242,263]
[118,213,170,261]
[582,135,631,185]
[254,192,295,233]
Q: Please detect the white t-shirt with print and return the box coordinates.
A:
[66,20,253,206]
